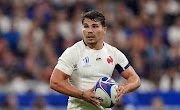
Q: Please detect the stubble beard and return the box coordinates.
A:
[87,40,97,48]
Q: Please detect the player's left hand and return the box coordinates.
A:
[116,83,126,102]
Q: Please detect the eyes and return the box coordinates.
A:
[83,24,99,28]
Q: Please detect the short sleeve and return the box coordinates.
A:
[55,47,77,76]
[114,48,130,73]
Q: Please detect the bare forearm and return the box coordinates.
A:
[50,69,83,99]
[50,79,82,99]
[116,67,141,102]
[121,66,141,94]
[123,74,141,93]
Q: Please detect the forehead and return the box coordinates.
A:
[83,18,101,25]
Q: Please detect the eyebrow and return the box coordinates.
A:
[92,24,98,26]
[83,23,99,25]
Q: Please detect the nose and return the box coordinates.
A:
[87,27,93,33]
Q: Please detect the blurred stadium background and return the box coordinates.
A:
[0,0,180,110]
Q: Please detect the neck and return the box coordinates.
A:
[84,41,103,50]
[88,43,103,50]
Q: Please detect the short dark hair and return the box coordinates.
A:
[81,10,106,27]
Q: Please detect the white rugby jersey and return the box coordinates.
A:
[55,40,130,110]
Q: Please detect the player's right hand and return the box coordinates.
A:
[83,86,101,108]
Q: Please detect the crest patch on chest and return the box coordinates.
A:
[107,56,113,64]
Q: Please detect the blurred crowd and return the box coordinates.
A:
[0,0,180,97]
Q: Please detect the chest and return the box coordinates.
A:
[76,49,116,78]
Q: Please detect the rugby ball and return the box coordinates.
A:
[94,77,118,108]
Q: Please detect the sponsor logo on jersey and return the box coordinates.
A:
[107,56,113,64]
[96,57,102,61]
[83,57,91,67]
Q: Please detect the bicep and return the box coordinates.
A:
[50,68,70,82]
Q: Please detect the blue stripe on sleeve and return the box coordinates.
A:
[125,64,130,69]
[115,64,130,73]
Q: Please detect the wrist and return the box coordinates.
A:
[81,91,84,99]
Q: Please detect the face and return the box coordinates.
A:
[82,18,107,49]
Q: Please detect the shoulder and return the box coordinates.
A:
[104,42,127,58]
[59,41,85,61]
[104,42,120,52]
[68,40,85,51]
[62,40,85,58]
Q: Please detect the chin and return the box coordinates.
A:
[87,40,96,44]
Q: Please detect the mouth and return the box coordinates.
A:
[88,36,94,38]
[87,36,95,40]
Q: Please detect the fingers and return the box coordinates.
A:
[89,94,100,104]
[92,94,100,99]
[116,92,123,101]
[85,94,100,108]
[83,89,100,108]
[116,84,125,101]
[90,98,100,108]
[93,97,100,104]
[90,87,100,99]
[91,100,100,108]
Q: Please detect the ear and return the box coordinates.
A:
[103,27,107,34]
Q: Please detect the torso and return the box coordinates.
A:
[70,43,116,90]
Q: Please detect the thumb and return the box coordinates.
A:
[90,86,95,92]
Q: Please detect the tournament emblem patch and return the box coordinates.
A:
[83,57,91,67]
